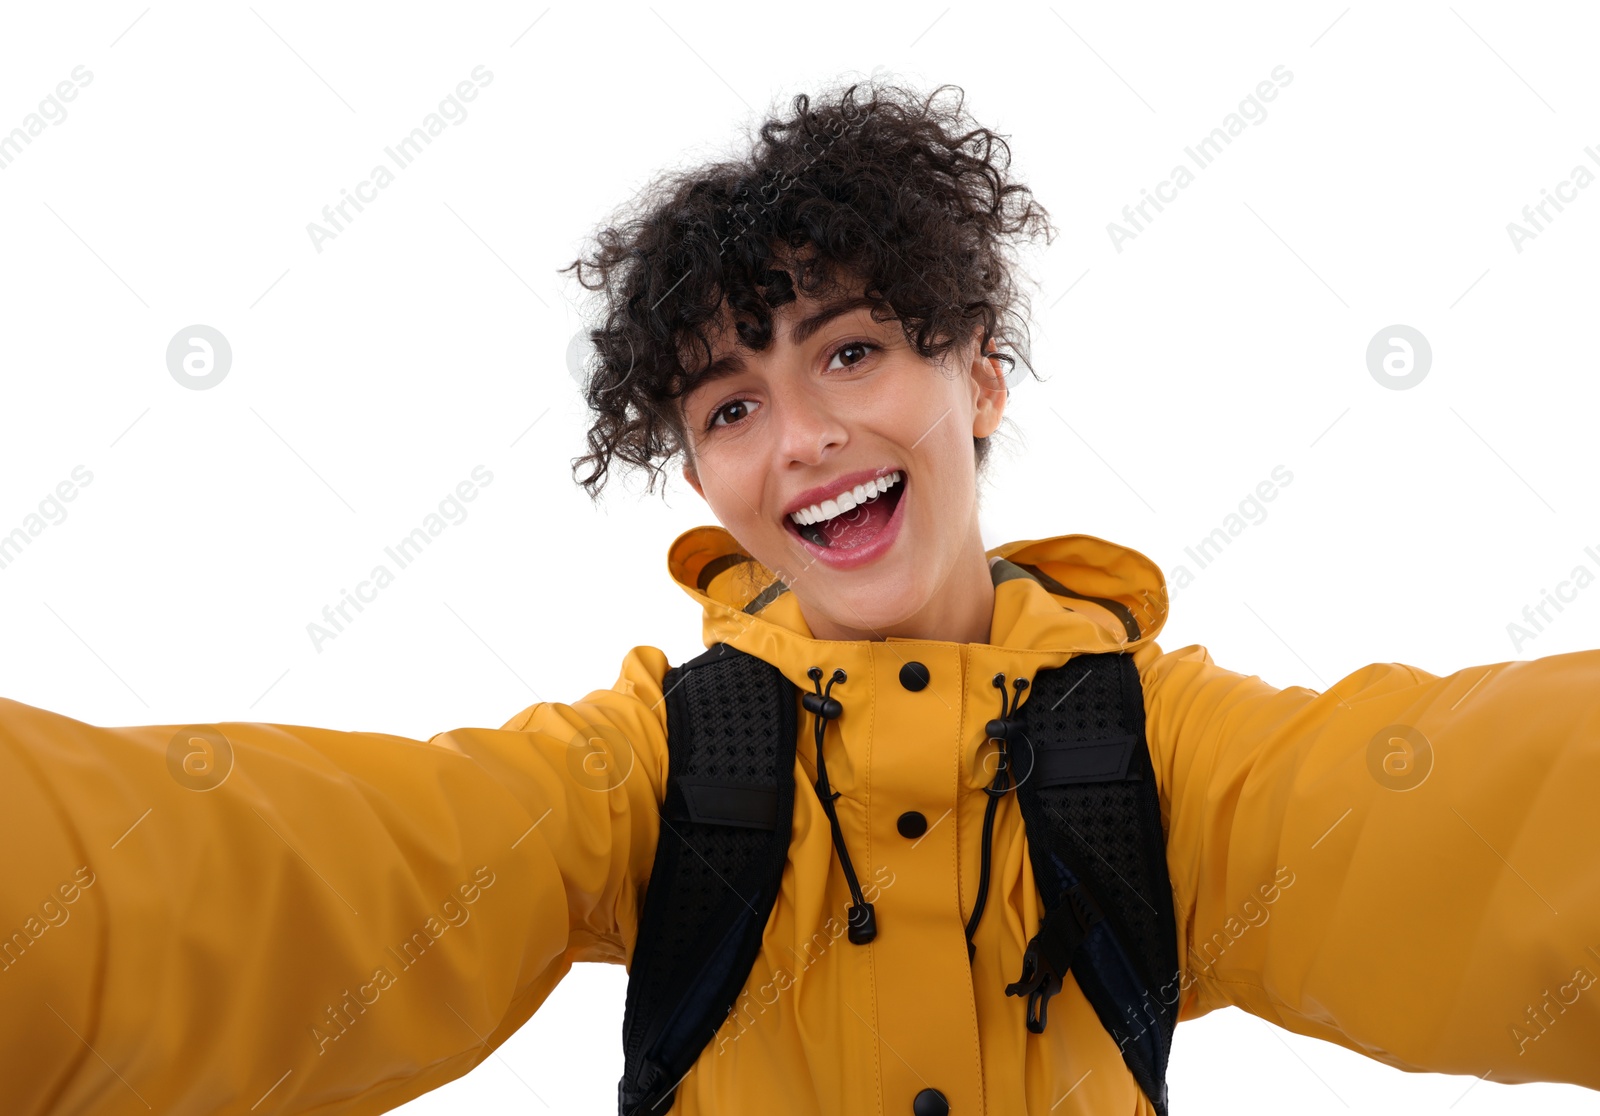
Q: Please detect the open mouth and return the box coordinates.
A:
[785,470,907,551]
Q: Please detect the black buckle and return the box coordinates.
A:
[1004,882,1102,1033]
[1004,936,1065,1032]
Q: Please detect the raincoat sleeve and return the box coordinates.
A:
[1133,639,1600,1089]
[0,645,671,1116]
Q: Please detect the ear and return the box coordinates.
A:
[968,336,1007,439]
[682,459,705,500]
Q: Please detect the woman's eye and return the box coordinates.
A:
[827,341,877,372]
[709,399,759,429]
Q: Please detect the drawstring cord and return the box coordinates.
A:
[804,666,877,945]
[965,672,1029,963]
[801,665,1031,957]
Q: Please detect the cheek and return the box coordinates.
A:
[910,405,978,483]
[697,450,770,526]
[903,372,977,455]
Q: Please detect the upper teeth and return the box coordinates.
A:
[789,471,902,526]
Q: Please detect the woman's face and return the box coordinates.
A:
[679,286,1006,642]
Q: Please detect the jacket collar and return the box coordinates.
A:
[667,525,1169,679]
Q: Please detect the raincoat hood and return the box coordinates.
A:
[668,524,1170,669]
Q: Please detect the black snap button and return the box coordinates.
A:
[912,1087,949,1116]
[898,661,930,691]
[896,810,927,839]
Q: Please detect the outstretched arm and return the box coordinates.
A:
[1136,639,1600,1088]
[0,645,670,1115]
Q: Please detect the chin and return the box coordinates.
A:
[806,573,928,639]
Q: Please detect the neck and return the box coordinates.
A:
[797,518,996,644]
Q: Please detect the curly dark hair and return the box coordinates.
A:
[559,75,1057,498]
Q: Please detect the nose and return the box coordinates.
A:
[772,385,848,467]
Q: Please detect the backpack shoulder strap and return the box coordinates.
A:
[617,643,798,1116]
[1005,650,1181,1116]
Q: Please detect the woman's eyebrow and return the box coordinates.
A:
[692,296,881,384]
[693,352,747,386]
[788,294,880,344]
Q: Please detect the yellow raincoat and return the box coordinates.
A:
[3,526,1597,1114]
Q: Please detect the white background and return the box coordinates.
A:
[2,2,1598,1113]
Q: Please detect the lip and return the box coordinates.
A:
[782,470,908,571]
[781,466,902,519]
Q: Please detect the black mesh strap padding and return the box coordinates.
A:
[1009,652,1180,1116]
[617,644,798,1116]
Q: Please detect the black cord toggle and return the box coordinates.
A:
[965,672,1033,960]
[805,665,876,944]
[984,673,1030,743]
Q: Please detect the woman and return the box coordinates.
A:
[2,79,1597,1116]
